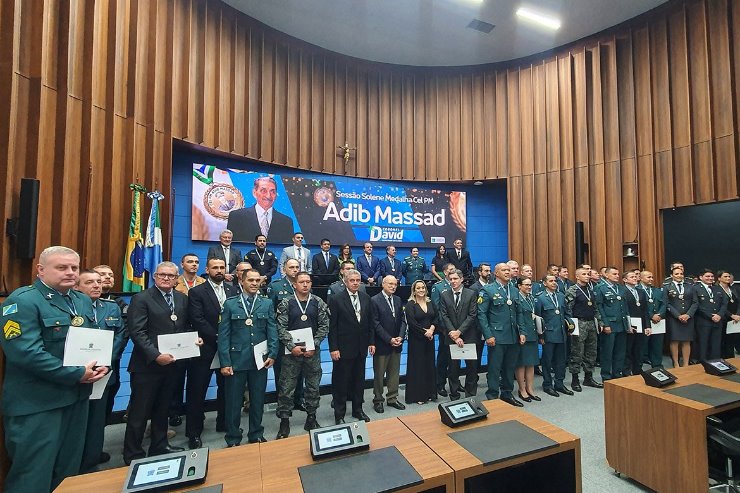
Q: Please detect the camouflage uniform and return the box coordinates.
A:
[565,284,600,375]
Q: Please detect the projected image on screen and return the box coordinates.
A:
[191,164,466,247]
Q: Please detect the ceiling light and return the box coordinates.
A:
[516,7,561,30]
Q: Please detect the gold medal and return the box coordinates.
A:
[246,318,253,326]
[506,299,513,306]
[555,309,560,315]
[636,302,641,307]
[71,316,84,327]
[616,296,622,301]
[260,261,265,266]
[587,301,593,306]
[301,314,308,321]
[170,314,178,321]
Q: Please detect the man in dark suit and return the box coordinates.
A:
[185,258,237,449]
[356,242,381,285]
[311,238,340,278]
[226,176,294,244]
[124,261,201,464]
[245,234,279,285]
[449,238,473,282]
[622,271,650,376]
[439,269,479,399]
[371,275,407,413]
[207,229,242,283]
[329,269,375,424]
[378,245,403,283]
[694,268,729,361]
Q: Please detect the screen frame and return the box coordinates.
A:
[312,426,355,452]
[127,456,186,489]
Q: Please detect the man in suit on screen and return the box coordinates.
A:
[227,176,294,244]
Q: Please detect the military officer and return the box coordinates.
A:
[665,266,699,367]
[622,271,650,376]
[74,269,127,472]
[219,269,278,445]
[478,263,523,406]
[640,271,667,368]
[268,258,305,411]
[276,272,330,438]
[694,269,729,361]
[402,247,428,285]
[0,246,108,493]
[245,234,279,285]
[593,267,630,380]
[535,275,574,396]
[431,263,456,397]
[565,267,603,391]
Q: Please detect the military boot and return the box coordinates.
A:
[276,418,290,439]
[571,374,582,392]
[583,372,604,388]
[304,414,320,431]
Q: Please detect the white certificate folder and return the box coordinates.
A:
[449,343,477,360]
[284,328,316,354]
[63,326,114,367]
[157,331,201,360]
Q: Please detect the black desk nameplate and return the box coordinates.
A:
[298,446,422,493]
[723,373,740,384]
[663,383,740,407]
[448,420,558,466]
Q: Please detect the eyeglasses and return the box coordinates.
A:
[156,273,177,279]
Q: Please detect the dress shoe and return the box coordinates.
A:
[98,452,111,464]
[248,437,267,443]
[449,394,461,401]
[437,388,448,397]
[169,415,183,427]
[387,401,406,410]
[543,387,560,397]
[149,445,184,456]
[534,366,543,376]
[374,402,385,413]
[226,443,238,448]
[188,436,202,449]
[517,392,532,403]
[555,385,574,396]
[335,417,345,425]
[276,418,290,439]
[529,394,541,401]
[571,375,582,392]
[352,411,371,422]
[500,395,524,407]
[304,414,320,431]
[293,401,307,412]
[583,373,604,388]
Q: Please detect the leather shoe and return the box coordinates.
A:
[449,394,461,401]
[169,415,182,427]
[437,388,448,397]
[534,366,543,376]
[529,394,541,401]
[188,436,202,449]
[276,418,290,439]
[583,374,604,388]
[98,452,111,464]
[374,403,385,413]
[517,392,532,403]
[149,445,184,456]
[335,417,345,425]
[500,395,524,407]
[543,387,560,397]
[248,437,267,443]
[352,411,371,422]
[387,401,406,410]
[555,386,574,396]
[304,414,320,431]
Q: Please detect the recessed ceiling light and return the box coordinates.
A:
[516,7,561,30]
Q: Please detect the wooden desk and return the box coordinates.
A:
[604,358,740,492]
[55,443,263,493]
[399,400,582,492]
[260,417,453,492]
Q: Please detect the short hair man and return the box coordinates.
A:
[245,234,279,284]
[207,230,242,282]
[356,242,381,286]
[371,276,407,413]
[226,176,295,243]
[378,245,403,283]
[176,253,205,294]
[280,232,312,275]
[311,238,340,278]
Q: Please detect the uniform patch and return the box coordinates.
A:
[3,320,21,340]
[477,296,483,304]
[2,304,18,316]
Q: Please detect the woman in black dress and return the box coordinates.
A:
[404,280,438,404]
[718,271,740,357]
[431,245,450,282]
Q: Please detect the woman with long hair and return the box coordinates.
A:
[404,280,438,404]
[431,245,450,282]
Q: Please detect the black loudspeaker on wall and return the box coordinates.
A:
[16,178,40,259]
[575,221,587,266]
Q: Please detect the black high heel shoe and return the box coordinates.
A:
[517,392,532,403]
[528,393,541,401]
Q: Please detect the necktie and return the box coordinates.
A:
[351,293,361,321]
[215,284,225,307]
[325,252,330,268]
[164,292,174,312]
[296,247,303,268]
[457,250,461,259]
[260,210,270,236]
[387,295,394,314]
[246,296,254,311]
[223,247,230,266]
[454,292,460,307]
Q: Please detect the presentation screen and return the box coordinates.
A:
[192,164,466,247]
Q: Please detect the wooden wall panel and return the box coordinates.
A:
[0,0,737,295]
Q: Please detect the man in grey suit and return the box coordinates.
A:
[439,269,478,399]
[207,229,242,282]
[371,276,407,413]
[279,232,311,276]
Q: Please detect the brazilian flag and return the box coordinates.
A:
[122,184,146,292]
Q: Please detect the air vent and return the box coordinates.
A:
[467,19,495,34]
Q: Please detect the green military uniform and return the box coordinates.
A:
[267,277,304,407]
[402,256,428,285]
[80,298,126,473]
[593,281,630,380]
[0,279,95,493]
[218,293,278,445]
[478,281,520,400]
[431,279,452,392]
[275,295,330,419]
